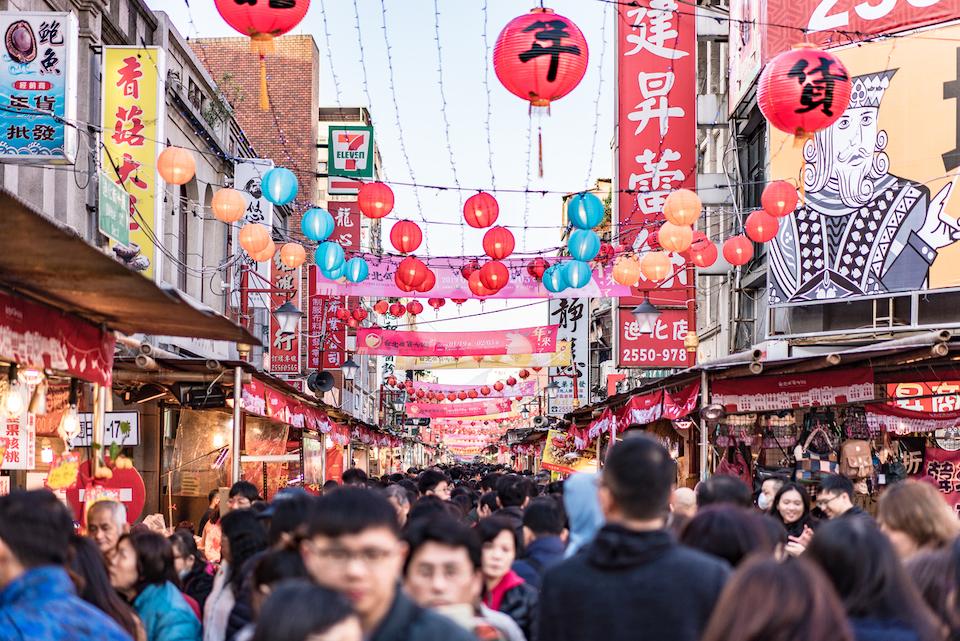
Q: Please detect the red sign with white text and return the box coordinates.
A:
[617,308,690,368]
[269,257,301,374]
[616,0,696,365]
[328,201,361,252]
[888,381,960,414]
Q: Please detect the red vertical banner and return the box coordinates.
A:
[616,0,696,366]
[307,267,347,370]
[328,201,361,252]
[269,257,301,374]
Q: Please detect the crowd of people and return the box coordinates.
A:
[3,436,960,641]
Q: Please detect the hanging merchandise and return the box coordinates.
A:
[390,220,423,254]
[640,251,671,282]
[358,181,395,219]
[250,239,276,262]
[690,239,719,268]
[761,180,799,218]
[483,226,515,260]
[301,208,335,242]
[568,229,601,262]
[157,147,196,186]
[407,301,424,316]
[567,192,605,229]
[315,241,346,273]
[564,260,593,289]
[479,261,509,291]
[261,167,298,206]
[612,255,641,286]
[662,189,702,226]
[723,235,754,266]
[542,263,568,293]
[745,211,780,243]
[464,192,499,228]
[344,257,370,283]
[758,45,852,138]
[526,257,550,281]
[211,188,246,223]
[279,243,306,269]
[657,222,693,253]
[239,222,271,254]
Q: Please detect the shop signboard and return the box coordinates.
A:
[269,257,301,375]
[728,0,763,112]
[617,308,690,368]
[1,408,35,470]
[888,381,960,413]
[327,125,374,182]
[232,159,274,309]
[69,411,140,448]
[395,341,572,370]
[925,446,960,516]
[615,0,697,366]
[541,429,598,475]
[0,12,78,163]
[0,475,8,495]
[548,298,589,415]
[98,172,130,245]
[101,46,164,280]
[768,23,960,308]
[712,367,875,412]
[357,325,559,358]
[303,435,324,492]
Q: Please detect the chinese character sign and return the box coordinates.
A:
[925,447,960,516]
[102,47,165,280]
[617,307,689,368]
[232,159,275,309]
[328,126,374,180]
[269,254,301,375]
[308,266,347,370]
[328,200,361,252]
[0,407,36,471]
[0,12,78,163]
[549,298,590,415]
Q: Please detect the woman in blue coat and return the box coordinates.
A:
[111,531,201,641]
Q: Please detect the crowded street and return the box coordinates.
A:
[3,0,960,640]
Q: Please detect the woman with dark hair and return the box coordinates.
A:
[905,548,956,638]
[233,549,310,641]
[702,557,855,641]
[477,517,538,640]
[68,535,146,641]
[201,505,222,564]
[807,517,942,641]
[680,505,773,567]
[170,530,215,612]
[771,482,817,555]
[251,581,361,641]
[110,531,201,641]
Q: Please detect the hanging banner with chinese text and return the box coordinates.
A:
[0,12,78,163]
[712,367,875,413]
[307,267,347,370]
[232,159,274,309]
[617,308,690,368]
[925,446,960,516]
[888,381,960,414]
[102,46,164,280]
[866,403,960,436]
[411,380,539,398]
[396,342,572,370]
[357,325,559,358]
[269,256,301,375]
[548,298,589,415]
[405,399,514,419]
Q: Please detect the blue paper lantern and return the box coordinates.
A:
[344,257,369,283]
[568,192,604,229]
[564,260,593,289]
[301,208,334,242]
[542,264,568,293]
[262,167,298,206]
[315,241,345,273]
[568,229,601,262]
[321,263,345,281]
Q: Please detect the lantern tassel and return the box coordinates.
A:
[538,126,544,179]
[259,54,270,112]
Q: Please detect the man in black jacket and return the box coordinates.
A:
[538,437,730,641]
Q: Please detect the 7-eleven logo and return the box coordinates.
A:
[334,131,368,172]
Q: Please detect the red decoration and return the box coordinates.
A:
[457,391,468,401]
[506,376,517,386]
[347,317,359,329]
[480,385,491,396]
[447,392,458,402]
[757,45,851,138]
[595,243,616,265]
[468,270,497,297]
[67,462,145,525]
[418,268,437,293]
[723,235,754,266]
[407,300,424,316]
[373,300,389,315]
[464,192,499,228]
[515,396,523,401]
[357,182,395,219]
[493,381,505,392]
[389,220,423,254]
[493,8,589,108]
[352,308,368,322]
[690,239,719,268]
[479,260,509,291]
[416,389,426,399]
[397,256,429,290]
[745,210,780,243]
[335,307,350,321]
[451,298,468,306]
[762,180,799,218]
[519,369,530,379]
[483,226,515,260]
[526,257,550,281]
[461,258,481,281]
[214,0,309,45]
[531,367,542,372]
[468,389,478,399]
[389,302,406,318]
[386,375,397,387]
[394,273,414,293]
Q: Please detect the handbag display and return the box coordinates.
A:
[840,439,875,479]
[795,426,839,482]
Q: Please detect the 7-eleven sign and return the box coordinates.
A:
[328,125,374,180]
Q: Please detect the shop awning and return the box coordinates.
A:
[0,189,258,345]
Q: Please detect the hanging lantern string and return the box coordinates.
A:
[432,0,464,254]
[318,0,345,107]
[583,0,609,191]
[480,0,497,193]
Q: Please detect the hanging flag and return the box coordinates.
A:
[357,325,559,358]
[406,399,514,419]
[396,342,572,370]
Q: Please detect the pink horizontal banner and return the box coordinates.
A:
[357,325,559,357]
[406,399,514,418]
[308,256,631,300]
[413,380,538,397]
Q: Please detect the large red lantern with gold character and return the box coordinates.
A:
[493,8,589,108]
[757,45,851,138]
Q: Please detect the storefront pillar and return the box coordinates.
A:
[231,366,243,483]
[699,369,709,481]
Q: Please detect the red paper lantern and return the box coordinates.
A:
[757,45,851,137]
[447,392,458,402]
[428,298,445,310]
[745,210,780,243]
[394,273,414,292]
[352,308,368,322]
[493,8,589,108]
[389,302,406,317]
[526,257,549,281]
[390,220,423,254]
[214,0,309,48]
[461,259,481,281]
[479,260,509,291]
[531,367,542,372]
[595,243,616,265]
[723,235,754,266]
[690,240,718,268]
[457,391,468,401]
[506,376,517,387]
[468,270,497,297]
[357,182,395,219]
[483,226,515,260]
[416,389,426,399]
[519,369,530,379]
[464,192,500,228]
[480,385,491,396]
[347,317,358,329]
[335,307,350,321]
[468,389,478,399]
[451,298,468,306]
[515,396,523,402]
[397,256,429,290]
[374,300,389,315]
[407,301,424,316]
[762,180,799,218]
[493,381,505,392]
[417,268,436,293]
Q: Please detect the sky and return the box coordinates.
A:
[148,0,615,385]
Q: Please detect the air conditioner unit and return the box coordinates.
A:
[532,416,548,428]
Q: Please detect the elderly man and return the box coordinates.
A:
[86,500,127,559]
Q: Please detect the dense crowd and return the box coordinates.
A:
[2,436,960,641]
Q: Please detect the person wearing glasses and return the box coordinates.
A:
[816,475,872,522]
[299,488,474,641]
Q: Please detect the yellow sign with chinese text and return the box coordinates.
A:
[101,47,165,280]
[396,341,572,371]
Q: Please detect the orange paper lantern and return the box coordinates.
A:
[157,147,196,186]
[279,243,306,269]
[250,239,276,262]
[657,222,693,253]
[238,223,270,254]
[662,189,702,226]
[211,188,246,223]
[612,256,641,286]
[640,251,672,282]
